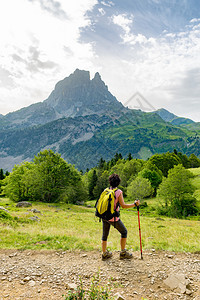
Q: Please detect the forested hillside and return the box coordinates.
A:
[1,149,200,219]
[0,70,200,172]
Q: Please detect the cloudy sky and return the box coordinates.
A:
[0,0,200,121]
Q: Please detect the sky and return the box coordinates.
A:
[0,0,200,121]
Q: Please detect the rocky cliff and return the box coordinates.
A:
[0,69,124,130]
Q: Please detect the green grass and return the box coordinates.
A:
[1,167,200,252]
[0,196,200,253]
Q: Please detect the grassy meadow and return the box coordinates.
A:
[0,167,200,253]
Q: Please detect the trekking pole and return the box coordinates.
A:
[136,204,143,260]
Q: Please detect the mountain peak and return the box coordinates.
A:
[93,72,101,80]
[71,69,90,82]
[155,108,194,126]
[0,69,124,130]
[45,69,123,117]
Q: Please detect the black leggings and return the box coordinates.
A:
[102,219,128,241]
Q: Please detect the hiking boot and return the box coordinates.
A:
[102,250,112,261]
[120,249,133,260]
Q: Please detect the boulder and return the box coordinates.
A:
[164,273,190,294]
[16,201,32,208]
[29,216,40,222]
[0,206,9,213]
[30,208,41,213]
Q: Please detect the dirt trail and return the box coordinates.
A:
[0,249,200,300]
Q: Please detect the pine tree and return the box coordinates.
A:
[128,153,132,161]
[88,169,98,199]
[0,169,4,180]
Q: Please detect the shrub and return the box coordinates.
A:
[0,210,13,220]
[63,272,112,300]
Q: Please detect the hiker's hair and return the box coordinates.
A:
[109,173,121,188]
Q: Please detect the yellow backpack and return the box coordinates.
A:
[95,188,119,221]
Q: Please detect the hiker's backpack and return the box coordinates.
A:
[95,188,120,221]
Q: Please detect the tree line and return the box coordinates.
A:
[1,149,200,219]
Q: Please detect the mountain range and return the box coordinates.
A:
[0,69,200,171]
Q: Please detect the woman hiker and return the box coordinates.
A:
[102,173,140,261]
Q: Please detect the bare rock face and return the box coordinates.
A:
[0,69,124,130]
[45,69,124,118]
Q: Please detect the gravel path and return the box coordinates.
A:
[0,249,200,299]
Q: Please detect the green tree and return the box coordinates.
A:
[127,153,133,161]
[177,152,189,168]
[88,169,98,199]
[127,177,152,200]
[138,168,162,195]
[97,158,106,170]
[157,164,198,218]
[111,159,143,187]
[188,153,200,168]
[123,159,144,186]
[149,152,181,176]
[3,162,34,201]
[93,170,110,199]
[32,150,84,202]
[3,150,87,204]
[114,152,123,163]
[0,169,5,180]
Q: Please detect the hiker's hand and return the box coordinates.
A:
[134,200,140,207]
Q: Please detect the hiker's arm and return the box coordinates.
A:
[118,193,140,208]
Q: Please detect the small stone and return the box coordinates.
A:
[29,280,36,287]
[29,216,40,222]
[81,254,87,257]
[179,283,186,294]
[151,278,155,284]
[23,276,31,282]
[133,291,138,295]
[186,289,192,295]
[114,292,125,300]
[30,208,41,213]
[1,277,6,281]
[66,283,77,290]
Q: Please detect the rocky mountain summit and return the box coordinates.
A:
[0,69,124,130]
[45,69,124,118]
[0,69,200,172]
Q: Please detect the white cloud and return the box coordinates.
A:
[112,13,154,45]
[97,18,200,121]
[0,0,200,122]
[190,18,200,23]
[101,1,114,7]
[112,14,133,32]
[0,0,97,114]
